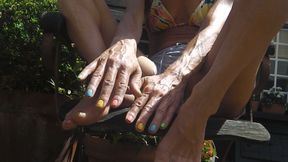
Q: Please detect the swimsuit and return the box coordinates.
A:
[147,0,215,73]
[147,0,214,32]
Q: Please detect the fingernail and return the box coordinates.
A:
[126,115,133,123]
[96,99,105,109]
[148,124,158,134]
[85,88,93,97]
[78,112,86,118]
[136,123,145,132]
[78,73,84,79]
[160,123,167,129]
[111,99,118,107]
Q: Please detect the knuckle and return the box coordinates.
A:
[118,81,128,90]
[133,100,143,107]
[91,73,102,80]
[108,57,120,66]
[143,105,153,113]
[103,79,114,87]
[129,107,140,115]
[157,107,166,113]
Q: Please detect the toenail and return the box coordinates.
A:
[78,112,86,118]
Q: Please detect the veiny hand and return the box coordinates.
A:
[125,72,186,134]
[78,39,142,109]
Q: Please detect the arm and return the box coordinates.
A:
[155,0,288,161]
[125,0,234,132]
[78,0,145,108]
[163,0,234,82]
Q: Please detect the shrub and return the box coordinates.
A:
[0,0,84,98]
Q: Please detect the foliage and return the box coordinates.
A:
[261,87,287,110]
[0,0,85,98]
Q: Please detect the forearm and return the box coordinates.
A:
[163,0,234,81]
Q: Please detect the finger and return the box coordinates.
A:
[129,66,142,97]
[160,98,180,130]
[78,59,99,80]
[110,67,130,108]
[85,60,106,97]
[148,100,168,134]
[96,64,118,109]
[125,93,149,124]
[135,96,161,133]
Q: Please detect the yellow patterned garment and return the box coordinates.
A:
[147,0,214,32]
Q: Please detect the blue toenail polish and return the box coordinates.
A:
[149,124,157,134]
[85,89,93,97]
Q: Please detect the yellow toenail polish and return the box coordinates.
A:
[96,99,105,109]
[78,112,86,118]
[137,123,145,132]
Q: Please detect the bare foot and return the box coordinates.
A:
[62,94,135,130]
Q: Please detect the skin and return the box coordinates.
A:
[155,0,288,161]
[58,0,156,129]
[58,0,288,161]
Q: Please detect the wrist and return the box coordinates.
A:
[111,39,138,55]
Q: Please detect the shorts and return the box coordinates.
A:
[149,43,187,74]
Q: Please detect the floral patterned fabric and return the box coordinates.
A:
[147,0,214,32]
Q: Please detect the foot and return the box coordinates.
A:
[62,94,135,130]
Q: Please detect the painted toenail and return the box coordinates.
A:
[78,112,86,118]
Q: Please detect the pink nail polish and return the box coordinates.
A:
[126,115,133,123]
[111,99,118,107]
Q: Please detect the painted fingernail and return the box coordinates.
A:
[85,88,93,97]
[96,99,105,109]
[126,115,133,123]
[160,123,167,129]
[78,112,86,118]
[111,99,118,107]
[136,123,145,132]
[148,124,158,134]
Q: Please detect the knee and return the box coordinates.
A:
[57,0,76,14]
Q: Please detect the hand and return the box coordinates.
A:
[78,39,142,109]
[125,72,186,134]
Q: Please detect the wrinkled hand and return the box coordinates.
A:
[125,73,186,134]
[78,39,142,109]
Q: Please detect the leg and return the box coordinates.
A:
[58,0,116,63]
[58,0,157,129]
[156,0,288,161]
